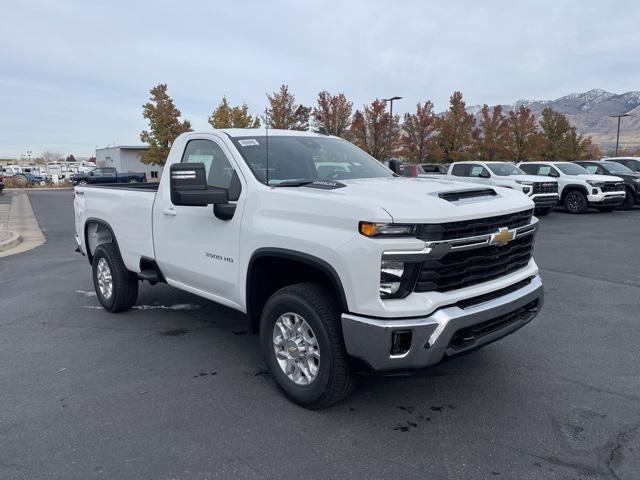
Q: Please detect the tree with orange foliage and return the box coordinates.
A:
[312,91,353,137]
[348,99,399,160]
[474,105,509,160]
[401,101,438,163]
[436,91,476,162]
[266,84,311,130]
[503,105,539,161]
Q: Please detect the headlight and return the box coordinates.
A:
[379,257,420,298]
[633,178,640,183]
[587,180,604,187]
[359,222,419,238]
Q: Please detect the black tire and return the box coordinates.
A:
[535,207,553,216]
[623,188,635,210]
[92,243,138,312]
[260,283,355,409]
[564,190,588,214]
[596,206,615,213]
[128,178,138,183]
[78,180,88,185]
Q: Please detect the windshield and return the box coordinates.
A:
[600,162,634,175]
[556,163,588,175]
[486,163,524,176]
[230,136,393,185]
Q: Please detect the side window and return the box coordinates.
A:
[584,165,598,174]
[450,164,468,176]
[538,166,553,176]
[519,164,537,175]
[93,169,103,176]
[181,139,236,191]
[469,164,488,177]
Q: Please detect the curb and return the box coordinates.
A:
[0,230,22,252]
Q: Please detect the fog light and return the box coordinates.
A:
[592,189,598,195]
[391,330,412,356]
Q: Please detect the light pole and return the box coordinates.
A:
[27,150,32,164]
[609,114,630,156]
[383,96,402,161]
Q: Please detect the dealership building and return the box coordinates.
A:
[95,145,162,181]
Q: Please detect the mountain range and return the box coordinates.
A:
[467,89,640,152]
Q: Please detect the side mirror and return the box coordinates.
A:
[388,159,402,175]
[479,171,491,179]
[89,171,94,176]
[170,163,228,207]
[549,170,559,178]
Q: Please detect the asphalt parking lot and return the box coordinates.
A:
[1,190,639,480]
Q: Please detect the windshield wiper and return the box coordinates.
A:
[269,180,316,187]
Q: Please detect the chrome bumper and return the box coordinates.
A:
[341,275,543,371]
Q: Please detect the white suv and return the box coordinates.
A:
[447,161,559,215]
[518,161,625,214]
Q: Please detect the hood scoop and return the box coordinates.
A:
[439,188,497,202]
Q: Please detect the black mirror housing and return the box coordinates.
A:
[170,163,228,206]
[479,171,491,179]
[388,159,402,175]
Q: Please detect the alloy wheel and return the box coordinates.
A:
[272,312,321,386]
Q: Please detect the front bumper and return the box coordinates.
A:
[587,192,625,206]
[342,275,543,371]
[531,194,559,208]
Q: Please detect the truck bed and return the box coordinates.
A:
[75,183,157,272]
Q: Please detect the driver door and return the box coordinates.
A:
[153,138,245,307]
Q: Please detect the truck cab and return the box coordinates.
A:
[74,129,544,408]
[517,161,625,214]
[447,161,559,215]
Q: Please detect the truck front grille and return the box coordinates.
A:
[418,209,533,241]
[532,182,558,194]
[602,182,625,192]
[414,233,535,293]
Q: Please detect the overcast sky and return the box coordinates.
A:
[1,0,639,157]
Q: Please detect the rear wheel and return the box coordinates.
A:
[92,243,138,312]
[623,188,635,210]
[260,283,355,409]
[128,178,138,183]
[564,190,588,214]
[78,179,88,185]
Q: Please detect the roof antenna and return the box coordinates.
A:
[265,107,270,186]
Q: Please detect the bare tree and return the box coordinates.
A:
[40,151,65,165]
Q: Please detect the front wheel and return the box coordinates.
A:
[92,243,139,312]
[564,190,588,214]
[260,283,355,409]
[128,178,138,183]
[623,188,635,210]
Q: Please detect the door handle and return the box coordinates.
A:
[163,208,177,216]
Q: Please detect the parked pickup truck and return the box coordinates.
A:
[518,161,625,213]
[446,161,560,215]
[74,129,544,408]
[573,160,640,210]
[71,167,147,185]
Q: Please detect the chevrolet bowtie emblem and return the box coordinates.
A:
[491,227,515,246]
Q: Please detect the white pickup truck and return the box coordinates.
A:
[74,129,544,408]
[446,161,560,215]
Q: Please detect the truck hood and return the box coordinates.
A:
[318,177,534,223]
[576,174,623,182]
[506,174,556,183]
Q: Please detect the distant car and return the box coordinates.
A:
[71,167,147,185]
[0,173,4,194]
[420,163,449,175]
[518,161,625,214]
[447,161,560,215]
[603,157,640,174]
[574,160,640,210]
